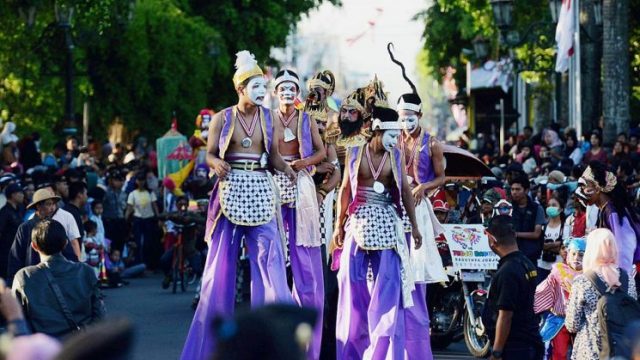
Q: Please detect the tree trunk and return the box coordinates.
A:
[602,0,631,145]
[581,0,603,136]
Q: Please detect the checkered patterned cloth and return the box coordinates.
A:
[219,170,276,225]
[348,204,398,250]
[401,204,413,233]
[274,171,297,205]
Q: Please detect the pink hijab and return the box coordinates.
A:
[583,229,622,288]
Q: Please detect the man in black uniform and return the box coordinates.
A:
[482,215,543,360]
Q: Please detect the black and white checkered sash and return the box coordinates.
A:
[273,154,300,205]
[349,186,397,250]
[348,186,416,306]
[219,154,277,226]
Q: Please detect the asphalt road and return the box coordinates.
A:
[105,274,475,359]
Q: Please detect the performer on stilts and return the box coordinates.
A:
[388,43,448,360]
[272,68,327,360]
[181,50,296,360]
[332,103,423,359]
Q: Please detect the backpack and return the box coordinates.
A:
[585,270,640,359]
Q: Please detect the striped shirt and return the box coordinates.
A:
[534,263,580,316]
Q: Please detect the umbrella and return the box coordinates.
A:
[441,144,494,180]
[166,142,193,161]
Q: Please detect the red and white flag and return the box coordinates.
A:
[555,0,575,73]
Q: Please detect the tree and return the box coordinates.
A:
[0,0,339,147]
[602,0,631,144]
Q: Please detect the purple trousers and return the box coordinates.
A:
[180,215,292,360]
[282,206,325,360]
[404,284,433,360]
[336,234,407,360]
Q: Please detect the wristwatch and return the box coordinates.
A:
[492,349,503,359]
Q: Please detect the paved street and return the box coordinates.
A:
[106,274,474,359]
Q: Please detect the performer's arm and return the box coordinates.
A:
[291,118,326,171]
[318,145,342,195]
[400,151,422,249]
[331,153,351,251]
[413,139,445,199]
[269,114,297,181]
[206,112,230,178]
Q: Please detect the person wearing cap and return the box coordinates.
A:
[6,188,81,285]
[534,238,585,360]
[11,219,105,337]
[51,174,68,208]
[468,189,502,227]
[0,184,25,278]
[432,199,450,225]
[273,68,327,360]
[181,50,296,360]
[332,105,422,359]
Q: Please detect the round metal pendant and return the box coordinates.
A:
[373,181,385,194]
[283,128,296,142]
[407,176,414,185]
[241,137,252,148]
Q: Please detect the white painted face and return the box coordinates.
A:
[398,109,420,134]
[276,82,298,105]
[382,129,401,152]
[246,77,267,106]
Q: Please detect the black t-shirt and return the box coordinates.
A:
[511,198,545,262]
[482,251,542,348]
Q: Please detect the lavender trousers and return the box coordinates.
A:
[282,206,325,360]
[335,235,434,359]
[180,215,293,360]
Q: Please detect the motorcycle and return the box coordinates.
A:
[428,266,491,358]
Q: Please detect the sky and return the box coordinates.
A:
[275,0,430,101]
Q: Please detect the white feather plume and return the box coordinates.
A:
[235,50,257,72]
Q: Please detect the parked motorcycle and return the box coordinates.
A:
[427,268,491,358]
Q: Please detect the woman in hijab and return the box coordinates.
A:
[565,229,636,360]
[544,129,564,167]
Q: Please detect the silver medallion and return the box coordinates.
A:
[373,181,385,194]
[283,127,296,142]
[241,137,252,148]
[260,152,268,168]
[407,176,414,185]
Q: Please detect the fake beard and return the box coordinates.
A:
[339,116,364,138]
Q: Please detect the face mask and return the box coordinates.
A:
[382,130,401,152]
[546,206,561,218]
[246,77,267,106]
[401,115,419,134]
[276,82,297,105]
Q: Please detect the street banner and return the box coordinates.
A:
[442,224,500,270]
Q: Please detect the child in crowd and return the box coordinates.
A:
[84,220,105,278]
[534,238,586,360]
[89,200,106,245]
[108,244,146,285]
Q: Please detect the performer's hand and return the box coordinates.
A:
[331,228,345,251]
[284,165,297,182]
[212,158,231,179]
[315,162,335,175]
[290,159,308,172]
[412,184,428,205]
[412,227,422,250]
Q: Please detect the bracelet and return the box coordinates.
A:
[317,189,328,198]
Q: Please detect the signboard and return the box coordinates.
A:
[441,224,500,270]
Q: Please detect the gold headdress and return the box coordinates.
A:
[307,70,336,96]
[232,50,264,88]
[580,166,617,193]
[363,75,389,113]
[341,88,367,116]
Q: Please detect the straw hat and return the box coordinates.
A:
[27,188,61,210]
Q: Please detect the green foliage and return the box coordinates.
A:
[630,0,640,122]
[0,0,338,149]
[416,0,554,86]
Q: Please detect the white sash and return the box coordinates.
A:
[411,199,447,283]
[295,170,322,247]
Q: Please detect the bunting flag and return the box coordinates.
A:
[555,0,574,73]
[346,7,384,46]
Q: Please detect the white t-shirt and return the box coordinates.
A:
[538,221,570,270]
[29,208,81,240]
[127,190,157,219]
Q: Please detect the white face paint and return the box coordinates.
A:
[382,129,401,152]
[398,109,420,134]
[246,77,267,106]
[276,82,298,105]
